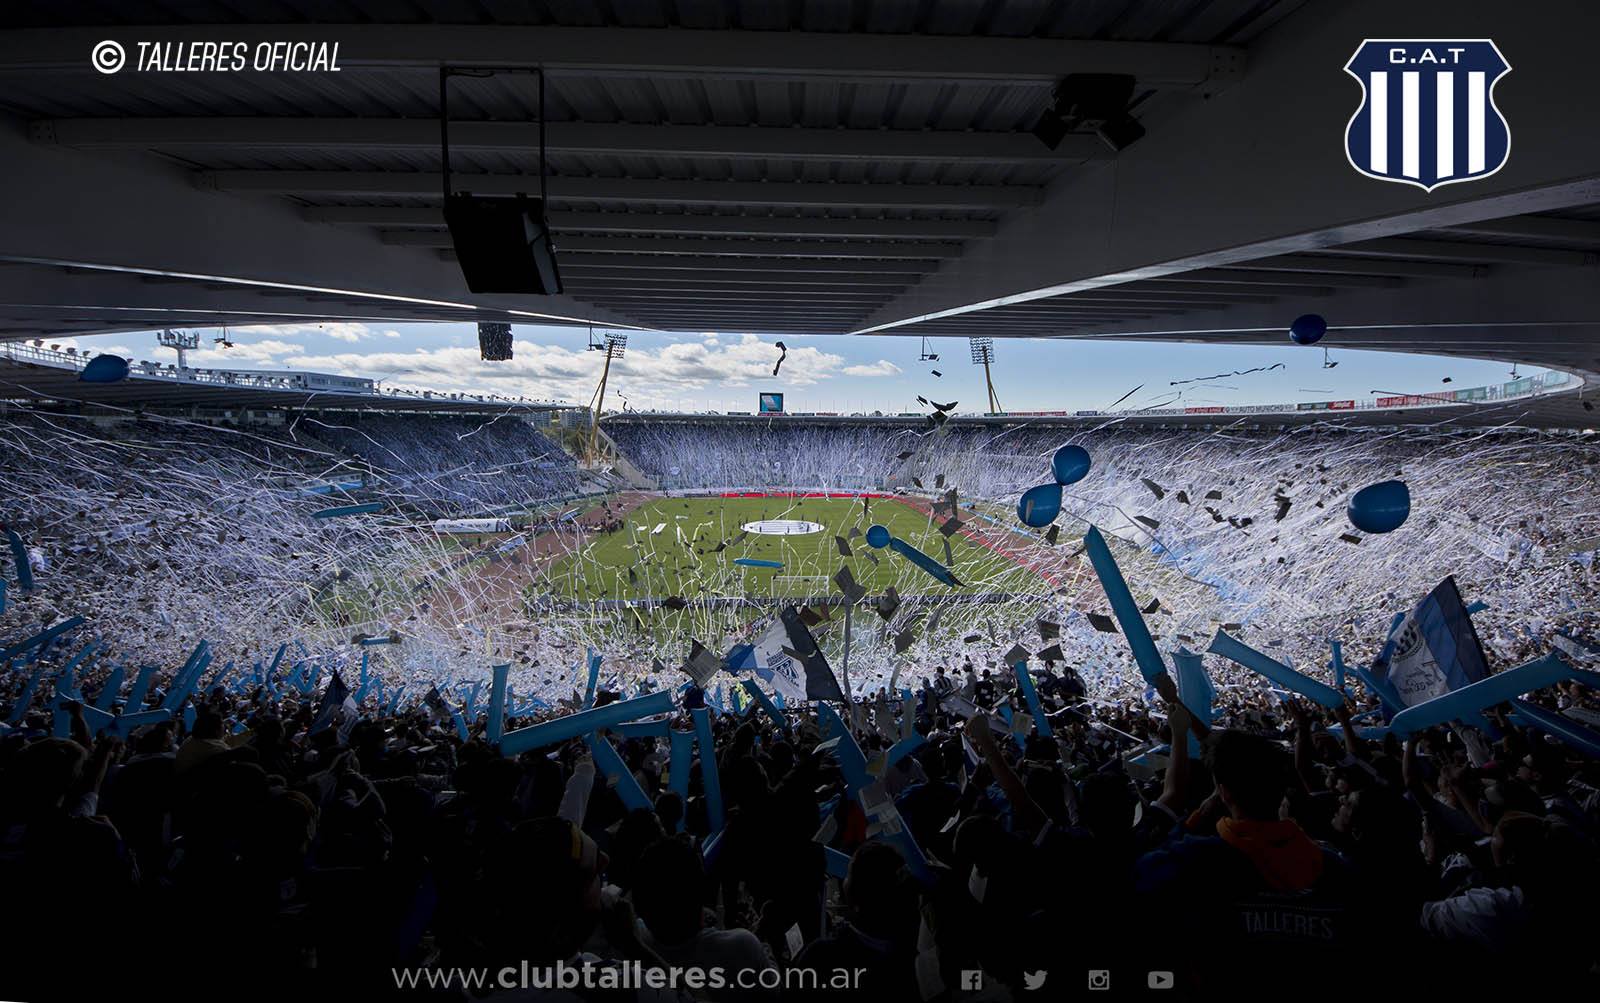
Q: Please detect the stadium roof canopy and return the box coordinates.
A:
[1,0,1599,378]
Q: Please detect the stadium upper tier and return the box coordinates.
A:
[605,368,1590,430]
[0,339,574,414]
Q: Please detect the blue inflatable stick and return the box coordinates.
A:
[586,733,652,812]
[612,717,671,739]
[126,666,157,712]
[1083,526,1168,684]
[692,706,725,834]
[312,502,384,519]
[7,666,44,725]
[740,678,789,730]
[816,702,933,883]
[264,643,286,687]
[668,727,693,809]
[1170,648,1214,756]
[486,663,510,745]
[162,643,211,711]
[54,641,98,700]
[79,703,115,737]
[883,733,927,772]
[582,648,602,709]
[1330,640,1347,693]
[824,847,852,879]
[865,524,962,586]
[1509,698,1600,758]
[4,530,30,593]
[1465,601,1489,616]
[499,689,676,757]
[93,665,125,712]
[1389,653,1579,739]
[1012,660,1053,739]
[2,615,84,660]
[734,558,785,569]
[113,708,172,737]
[694,710,732,838]
[1208,629,1344,709]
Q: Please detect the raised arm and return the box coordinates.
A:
[1156,698,1190,813]
[964,714,1045,831]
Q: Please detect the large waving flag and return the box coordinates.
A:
[731,607,845,702]
[1370,576,1488,712]
[310,670,357,735]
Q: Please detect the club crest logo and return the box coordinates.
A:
[1344,40,1510,192]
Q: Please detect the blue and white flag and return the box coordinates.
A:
[310,670,358,735]
[737,608,845,702]
[1370,576,1489,712]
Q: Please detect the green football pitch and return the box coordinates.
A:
[544,495,1038,601]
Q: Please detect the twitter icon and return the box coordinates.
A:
[1023,971,1048,991]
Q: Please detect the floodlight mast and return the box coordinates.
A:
[969,337,1003,415]
[157,328,199,369]
[587,333,628,462]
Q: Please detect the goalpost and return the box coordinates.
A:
[770,574,829,595]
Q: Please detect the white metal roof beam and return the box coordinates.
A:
[35,118,1104,164]
[562,275,910,290]
[1440,216,1600,243]
[199,171,1043,209]
[1232,255,1485,280]
[0,26,1244,88]
[383,230,960,258]
[307,207,997,240]
[517,253,935,274]
[1311,237,1597,268]
[1180,267,1404,289]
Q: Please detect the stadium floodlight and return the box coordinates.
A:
[969,337,1003,415]
[588,333,628,461]
[157,328,199,369]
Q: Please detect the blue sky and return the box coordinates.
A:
[63,322,1542,414]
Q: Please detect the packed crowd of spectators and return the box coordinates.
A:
[2,646,1595,999]
[303,412,583,515]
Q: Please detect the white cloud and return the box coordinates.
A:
[185,340,306,367]
[232,322,373,342]
[271,333,852,410]
[843,360,902,378]
[383,329,401,338]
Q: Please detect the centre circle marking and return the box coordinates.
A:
[740,519,825,536]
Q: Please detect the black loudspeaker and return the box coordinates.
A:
[444,194,563,294]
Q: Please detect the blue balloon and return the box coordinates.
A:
[1017,483,1062,528]
[79,354,130,383]
[1289,313,1327,346]
[865,524,891,549]
[1052,445,1091,485]
[1347,479,1410,534]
